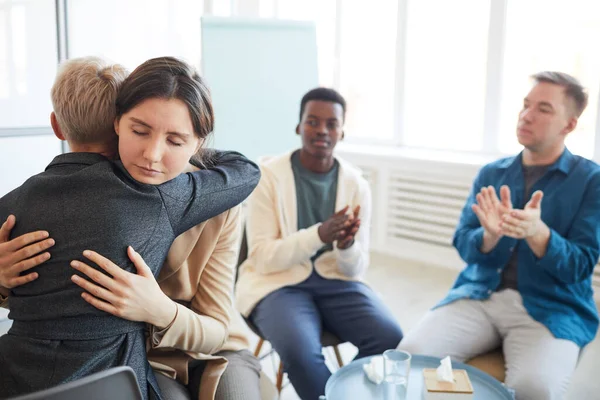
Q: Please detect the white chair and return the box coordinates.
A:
[259,370,279,400]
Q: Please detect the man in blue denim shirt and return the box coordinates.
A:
[400,72,600,400]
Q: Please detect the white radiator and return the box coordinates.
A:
[385,171,468,247]
[339,145,600,301]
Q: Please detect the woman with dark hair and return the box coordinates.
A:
[0,56,260,399]
[65,61,264,400]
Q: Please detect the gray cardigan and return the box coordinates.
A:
[0,151,260,399]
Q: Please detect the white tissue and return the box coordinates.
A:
[436,356,454,383]
[362,356,384,384]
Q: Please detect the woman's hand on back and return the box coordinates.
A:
[70,246,177,329]
[0,215,55,292]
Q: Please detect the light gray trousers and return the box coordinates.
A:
[398,289,579,400]
[155,349,261,400]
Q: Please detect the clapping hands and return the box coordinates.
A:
[317,205,361,250]
[472,185,544,240]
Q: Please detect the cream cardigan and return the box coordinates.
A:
[148,205,251,400]
[235,150,371,317]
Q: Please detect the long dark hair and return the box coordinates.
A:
[115,57,214,141]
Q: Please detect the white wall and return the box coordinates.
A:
[0,0,57,128]
[0,133,61,197]
[67,0,204,70]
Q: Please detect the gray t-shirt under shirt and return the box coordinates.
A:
[291,150,339,262]
[498,163,549,291]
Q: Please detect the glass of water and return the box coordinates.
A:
[383,349,411,400]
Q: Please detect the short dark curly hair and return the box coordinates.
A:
[299,87,346,123]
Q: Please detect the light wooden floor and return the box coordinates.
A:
[2,252,598,399]
[249,252,459,400]
[248,252,600,400]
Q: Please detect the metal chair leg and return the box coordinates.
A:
[333,345,344,368]
[254,338,264,358]
[276,361,285,393]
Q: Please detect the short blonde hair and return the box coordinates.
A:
[51,57,128,144]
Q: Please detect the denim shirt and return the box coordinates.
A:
[439,148,600,347]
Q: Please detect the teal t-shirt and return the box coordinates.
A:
[291,150,339,262]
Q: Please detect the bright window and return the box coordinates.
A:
[212,0,231,16]
[276,0,337,88]
[0,0,57,128]
[402,0,490,151]
[338,0,398,141]
[67,0,203,71]
[498,0,600,158]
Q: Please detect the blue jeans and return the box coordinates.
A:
[250,270,403,400]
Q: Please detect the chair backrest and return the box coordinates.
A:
[235,224,249,283]
[259,370,278,400]
[9,366,142,400]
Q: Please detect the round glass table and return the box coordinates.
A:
[323,355,513,400]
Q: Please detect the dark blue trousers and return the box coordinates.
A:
[250,270,403,400]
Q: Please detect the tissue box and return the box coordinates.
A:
[422,368,473,400]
